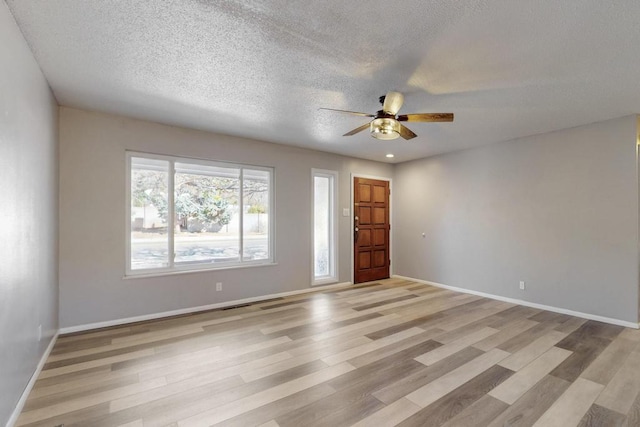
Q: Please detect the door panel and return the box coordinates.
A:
[374,185,386,202]
[374,229,385,246]
[359,206,371,224]
[374,207,386,224]
[359,184,371,201]
[354,177,390,283]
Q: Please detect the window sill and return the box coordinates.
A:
[312,277,339,286]
[123,261,278,280]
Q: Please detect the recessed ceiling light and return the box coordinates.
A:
[386,154,394,158]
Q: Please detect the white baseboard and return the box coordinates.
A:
[59,281,353,335]
[6,332,59,427]
[393,275,639,329]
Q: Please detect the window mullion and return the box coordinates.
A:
[239,168,244,262]
[168,160,175,269]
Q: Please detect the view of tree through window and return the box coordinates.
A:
[129,154,273,273]
[130,157,170,270]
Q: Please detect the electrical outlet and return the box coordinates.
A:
[38,324,42,341]
[216,282,222,292]
[519,281,526,290]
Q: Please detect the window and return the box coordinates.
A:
[127,152,273,275]
[312,169,338,285]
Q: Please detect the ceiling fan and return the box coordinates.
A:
[320,91,453,140]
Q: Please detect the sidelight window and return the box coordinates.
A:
[312,169,338,285]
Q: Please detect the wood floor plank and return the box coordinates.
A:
[38,348,156,379]
[532,377,604,427]
[23,373,140,412]
[364,312,445,340]
[472,319,538,352]
[111,361,252,411]
[499,329,567,371]
[487,374,570,427]
[349,398,421,427]
[618,327,640,342]
[352,294,418,311]
[386,294,482,324]
[625,389,640,427]
[578,403,626,427]
[440,395,509,427]
[373,346,483,405]
[311,314,400,341]
[489,346,571,405]
[497,321,561,353]
[343,287,412,305]
[321,326,424,366]
[397,365,513,427]
[551,336,613,382]
[16,377,167,425]
[300,395,384,427]
[215,384,336,427]
[176,362,355,426]
[277,362,418,427]
[338,293,456,322]
[242,336,371,382]
[580,337,638,385]
[143,362,346,427]
[416,327,498,365]
[553,316,587,334]
[556,320,624,350]
[29,370,116,400]
[428,305,511,333]
[17,402,111,427]
[349,328,445,368]
[595,343,640,414]
[165,347,293,384]
[75,375,248,427]
[406,348,510,408]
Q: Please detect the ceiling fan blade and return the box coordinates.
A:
[343,122,371,136]
[319,108,375,117]
[398,124,417,140]
[382,91,404,115]
[397,113,454,122]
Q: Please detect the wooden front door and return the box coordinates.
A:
[354,177,390,283]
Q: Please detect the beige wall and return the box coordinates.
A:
[393,116,639,323]
[58,107,393,328]
[0,2,59,425]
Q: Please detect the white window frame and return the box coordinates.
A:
[311,169,338,285]
[126,151,275,277]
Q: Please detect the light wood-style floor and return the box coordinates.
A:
[16,278,640,427]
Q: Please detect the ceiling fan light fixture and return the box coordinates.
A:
[370,117,400,140]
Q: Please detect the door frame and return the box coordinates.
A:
[350,173,393,285]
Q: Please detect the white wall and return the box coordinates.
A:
[58,107,393,328]
[394,116,639,323]
[0,2,59,425]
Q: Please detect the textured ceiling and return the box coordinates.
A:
[6,0,640,163]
